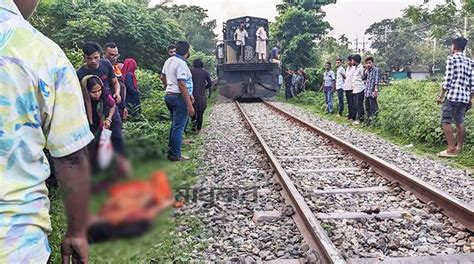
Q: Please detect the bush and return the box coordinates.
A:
[304,67,323,91]
[376,80,473,146]
[136,69,164,100]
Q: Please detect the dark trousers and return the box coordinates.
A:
[353,91,365,121]
[110,108,125,155]
[191,97,207,131]
[236,45,243,62]
[336,89,344,115]
[165,94,188,158]
[345,90,355,120]
[365,96,378,118]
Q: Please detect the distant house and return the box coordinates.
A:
[390,65,431,81]
[406,65,431,81]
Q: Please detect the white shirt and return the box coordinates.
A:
[344,66,354,91]
[256,27,267,41]
[234,28,249,46]
[336,66,345,90]
[352,64,365,94]
[161,56,192,94]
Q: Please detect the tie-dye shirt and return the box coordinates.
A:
[0,1,94,262]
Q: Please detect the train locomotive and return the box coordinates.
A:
[216,17,281,99]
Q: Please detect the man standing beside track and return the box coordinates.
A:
[363,57,379,125]
[437,37,473,158]
[344,55,355,121]
[351,55,365,124]
[335,58,346,117]
[161,41,195,161]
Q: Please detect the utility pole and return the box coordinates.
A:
[354,36,359,53]
[362,36,368,53]
[462,0,468,38]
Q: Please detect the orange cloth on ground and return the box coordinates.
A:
[100,171,172,225]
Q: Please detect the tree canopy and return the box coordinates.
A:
[270,0,333,70]
[30,1,216,71]
[365,1,473,71]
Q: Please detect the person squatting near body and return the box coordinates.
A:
[234,22,248,63]
[256,24,268,63]
[335,58,346,117]
[351,54,365,124]
[77,42,125,155]
[161,41,195,161]
[104,42,128,121]
[77,42,130,176]
[363,57,380,125]
[190,59,213,132]
[122,58,142,116]
[437,37,473,158]
[80,75,116,169]
[321,62,336,114]
[344,55,356,121]
[1,0,93,262]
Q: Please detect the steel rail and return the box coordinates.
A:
[263,100,474,231]
[235,101,346,264]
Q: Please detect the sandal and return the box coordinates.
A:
[437,149,458,158]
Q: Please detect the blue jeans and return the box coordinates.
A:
[336,89,344,115]
[165,94,188,158]
[324,88,333,113]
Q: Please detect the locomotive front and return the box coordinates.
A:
[216,16,281,99]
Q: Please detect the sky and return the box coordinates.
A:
[150,0,448,49]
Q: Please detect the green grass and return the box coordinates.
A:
[48,92,218,263]
[277,88,474,170]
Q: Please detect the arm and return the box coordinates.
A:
[160,74,167,86]
[373,68,380,97]
[438,57,453,104]
[111,77,121,104]
[104,95,116,129]
[105,61,121,104]
[178,80,195,117]
[340,68,346,79]
[47,55,94,264]
[205,72,212,98]
[53,148,90,264]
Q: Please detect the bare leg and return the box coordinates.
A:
[456,123,465,151]
[442,123,457,153]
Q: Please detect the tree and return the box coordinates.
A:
[338,34,350,48]
[31,1,183,70]
[270,3,332,69]
[162,5,217,54]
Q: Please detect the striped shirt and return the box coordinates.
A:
[364,67,380,97]
[443,52,474,104]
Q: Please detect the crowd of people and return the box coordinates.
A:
[284,68,308,98]
[321,55,380,126]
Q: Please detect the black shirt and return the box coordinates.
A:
[77,59,116,95]
[190,68,212,98]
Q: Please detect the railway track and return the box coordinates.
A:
[235,100,474,264]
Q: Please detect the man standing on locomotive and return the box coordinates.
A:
[256,24,268,63]
[234,22,248,63]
